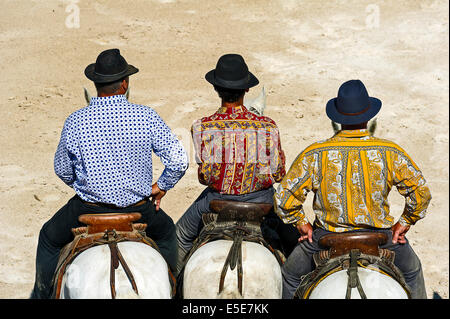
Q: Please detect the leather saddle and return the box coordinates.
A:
[318,231,388,259]
[78,212,142,234]
[209,200,273,225]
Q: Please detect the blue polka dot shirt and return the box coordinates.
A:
[54,94,188,207]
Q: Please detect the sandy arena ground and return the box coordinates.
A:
[0,0,448,299]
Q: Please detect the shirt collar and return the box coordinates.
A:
[336,129,370,138]
[89,94,128,107]
[216,105,247,114]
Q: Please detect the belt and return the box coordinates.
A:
[81,198,149,209]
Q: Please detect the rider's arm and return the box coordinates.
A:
[391,149,432,226]
[54,118,75,186]
[150,110,189,191]
[273,151,314,226]
[191,120,212,186]
[268,124,286,183]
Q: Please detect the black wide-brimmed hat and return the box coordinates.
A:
[84,48,139,83]
[326,79,381,125]
[205,54,259,90]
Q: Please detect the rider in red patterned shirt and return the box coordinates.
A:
[193,104,285,194]
[175,54,299,275]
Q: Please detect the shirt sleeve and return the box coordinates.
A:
[191,120,213,186]
[54,119,75,186]
[268,124,286,182]
[392,151,432,226]
[274,151,314,225]
[150,111,189,191]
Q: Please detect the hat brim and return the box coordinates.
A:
[326,97,381,125]
[205,69,259,90]
[84,64,139,83]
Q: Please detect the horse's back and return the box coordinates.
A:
[183,240,282,299]
[61,241,171,299]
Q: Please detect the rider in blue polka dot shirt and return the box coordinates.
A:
[31,49,188,298]
[54,94,188,207]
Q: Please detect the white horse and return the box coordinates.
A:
[181,186,282,298]
[183,240,282,299]
[60,241,172,299]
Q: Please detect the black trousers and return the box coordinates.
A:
[30,195,177,299]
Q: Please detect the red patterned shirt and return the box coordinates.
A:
[192,105,286,195]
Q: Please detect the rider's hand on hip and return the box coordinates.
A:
[296,222,313,243]
[391,222,410,244]
[151,183,166,211]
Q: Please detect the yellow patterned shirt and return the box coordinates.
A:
[274,129,431,232]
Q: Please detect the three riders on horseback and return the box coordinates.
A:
[31,49,431,299]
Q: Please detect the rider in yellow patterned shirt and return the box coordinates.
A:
[275,80,431,299]
[275,129,431,231]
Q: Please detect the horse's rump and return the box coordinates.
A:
[183,240,282,298]
[179,200,285,298]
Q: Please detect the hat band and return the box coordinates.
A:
[214,74,250,88]
[337,105,370,116]
[93,67,129,78]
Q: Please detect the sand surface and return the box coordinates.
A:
[0,0,448,299]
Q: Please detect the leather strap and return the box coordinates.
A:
[219,224,246,295]
[108,239,138,299]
